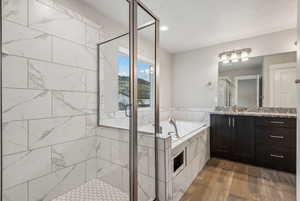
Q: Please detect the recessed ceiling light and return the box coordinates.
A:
[160,26,169,31]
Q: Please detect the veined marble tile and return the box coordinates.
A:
[138,174,155,201]
[28,60,86,91]
[149,148,170,182]
[2,0,28,25]
[29,116,86,149]
[3,120,28,155]
[3,147,52,189]
[97,137,112,161]
[86,70,97,92]
[86,114,99,136]
[86,158,97,181]
[51,137,97,170]
[52,91,97,116]
[96,159,124,193]
[3,88,52,122]
[138,146,150,176]
[111,140,129,168]
[29,0,85,44]
[3,20,52,61]
[2,54,28,88]
[86,25,100,48]
[2,182,28,201]
[98,127,129,143]
[28,163,85,201]
[53,37,97,70]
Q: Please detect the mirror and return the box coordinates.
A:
[218,51,297,108]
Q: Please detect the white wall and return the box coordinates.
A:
[172,29,297,109]
[297,0,300,200]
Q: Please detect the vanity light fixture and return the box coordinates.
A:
[219,48,252,64]
[160,26,169,31]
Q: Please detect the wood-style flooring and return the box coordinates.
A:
[180,158,296,201]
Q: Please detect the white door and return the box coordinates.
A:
[271,63,297,107]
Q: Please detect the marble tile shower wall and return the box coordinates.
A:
[2,0,101,200]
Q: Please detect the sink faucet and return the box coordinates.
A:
[168,116,180,138]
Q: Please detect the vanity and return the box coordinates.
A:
[214,50,297,173]
[210,112,296,173]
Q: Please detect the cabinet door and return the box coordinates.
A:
[232,116,255,162]
[211,115,232,158]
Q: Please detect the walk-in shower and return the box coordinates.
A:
[1,0,159,201]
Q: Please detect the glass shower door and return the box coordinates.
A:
[136,3,159,201]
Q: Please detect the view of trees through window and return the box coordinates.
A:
[118,55,152,111]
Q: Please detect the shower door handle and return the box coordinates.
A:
[125,104,131,117]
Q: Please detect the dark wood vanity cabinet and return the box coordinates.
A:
[210,115,233,158]
[210,114,296,173]
[211,115,255,163]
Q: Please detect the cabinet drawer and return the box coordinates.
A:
[255,117,296,128]
[256,127,296,148]
[256,145,295,173]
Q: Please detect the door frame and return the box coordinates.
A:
[269,62,297,107]
[234,75,260,107]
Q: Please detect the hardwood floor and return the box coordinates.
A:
[180,158,296,201]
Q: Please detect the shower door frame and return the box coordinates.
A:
[97,0,160,201]
[129,1,160,200]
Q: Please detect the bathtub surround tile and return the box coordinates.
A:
[52,37,97,70]
[2,54,28,88]
[52,91,97,116]
[3,20,52,61]
[29,116,86,149]
[3,88,52,122]
[3,147,52,189]
[171,127,210,201]
[28,60,86,91]
[3,121,28,155]
[29,0,86,44]
[2,182,28,201]
[2,0,28,25]
[51,137,97,170]
[28,163,85,201]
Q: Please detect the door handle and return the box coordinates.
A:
[232,117,235,128]
[270,154,284,159]
[228,117,231,128]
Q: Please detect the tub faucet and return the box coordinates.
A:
[168,116,179,138]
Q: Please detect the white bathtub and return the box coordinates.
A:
[139,120,208,148]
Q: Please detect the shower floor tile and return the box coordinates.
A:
[52,179,129,201]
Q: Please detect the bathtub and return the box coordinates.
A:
[140,120,208,148]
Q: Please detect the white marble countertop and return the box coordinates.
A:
[211,111,297,118]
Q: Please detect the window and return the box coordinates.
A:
[117,55,153,111]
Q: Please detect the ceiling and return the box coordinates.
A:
[82,0,297,53]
